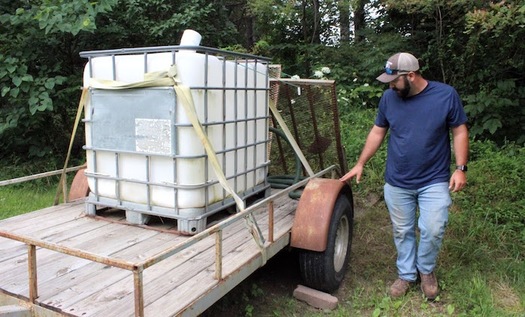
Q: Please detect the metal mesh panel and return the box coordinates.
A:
[268,79,347,180]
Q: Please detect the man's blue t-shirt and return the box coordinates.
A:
[374,81,467,189]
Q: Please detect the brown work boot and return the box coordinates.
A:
[420,271,439,299]
[390,278,411,298]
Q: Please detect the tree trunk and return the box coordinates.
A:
[244,15,255,48]
[339,0,350,43]
[302,0,321,44]
[311,0,321,44]
[354,0,366,43]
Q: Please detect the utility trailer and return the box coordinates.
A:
[0,30,353,317]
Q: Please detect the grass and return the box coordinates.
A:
[0,180,60,220]
[0,157,65,219]
[0,186,55,219]
[0,108,523,316]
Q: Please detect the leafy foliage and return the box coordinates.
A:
[0,0,241,161]
[0,0,117,161]
[461,1,525,143]
[369,0,525,144]
[0,0,523,163]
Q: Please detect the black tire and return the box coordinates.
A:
[298,193,353,293]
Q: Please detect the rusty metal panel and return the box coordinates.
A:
[290,178,345,252]
[68,166,89,202]
[268,79,347,177]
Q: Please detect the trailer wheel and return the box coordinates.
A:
[298,194,353,292]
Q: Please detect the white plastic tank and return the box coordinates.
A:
[81,30,270,233]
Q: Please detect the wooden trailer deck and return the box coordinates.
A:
[0,187,299,317]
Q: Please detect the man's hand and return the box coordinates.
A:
[449,170,467,192]
[340,164,364,184]
[340,125,387,184]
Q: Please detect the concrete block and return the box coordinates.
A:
[293,284,338,310]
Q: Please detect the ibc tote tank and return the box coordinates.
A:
[80,30,271,234]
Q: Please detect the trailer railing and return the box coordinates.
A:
[0,166,84,187]
[0,165,339,317]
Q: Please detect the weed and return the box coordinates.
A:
[0,185,56,219]
[244,303,254,317]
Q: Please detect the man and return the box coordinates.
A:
[340,52,469,299]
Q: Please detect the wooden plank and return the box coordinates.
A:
[0,206,174,303]
[0,248,61,297]
[0,216,118,263]
[0,203,74,224]
[57,221,160,254]
[71,201,289,317]
[35,216,117,243]
[0,202,84,230]
[0,190,299,317]
[0,222,162,295]
[0,237,26,262]
[0,215,118,276]
[0,201,84,226]
[67,225,252,316]
[0,214,136,293]
[138,204,297,316]
[109,231,185,262]
[40,264,132,312]
[90,197,294,316]
[84,198,297,317]
[147,249,259,315]
[36,231,187,304]
[37,261,121,304]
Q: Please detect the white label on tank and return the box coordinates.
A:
[135,118,171,154]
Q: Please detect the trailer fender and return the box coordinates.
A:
[69,165,89,201]
[290,178,352,252]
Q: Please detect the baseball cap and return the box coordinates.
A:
[376,52,420,83]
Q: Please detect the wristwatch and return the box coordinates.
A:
[456,165,468,172]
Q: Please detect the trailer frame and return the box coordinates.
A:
[0,167,342,317]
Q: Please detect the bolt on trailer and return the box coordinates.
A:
[0,30,354,317]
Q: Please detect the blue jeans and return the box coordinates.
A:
[384,182,451,282]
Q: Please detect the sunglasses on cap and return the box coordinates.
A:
[385,66,412,75]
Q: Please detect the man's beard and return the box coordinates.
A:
[393,76,411,99]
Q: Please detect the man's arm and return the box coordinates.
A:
[340,125,388,183]
[449,123,469,192]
